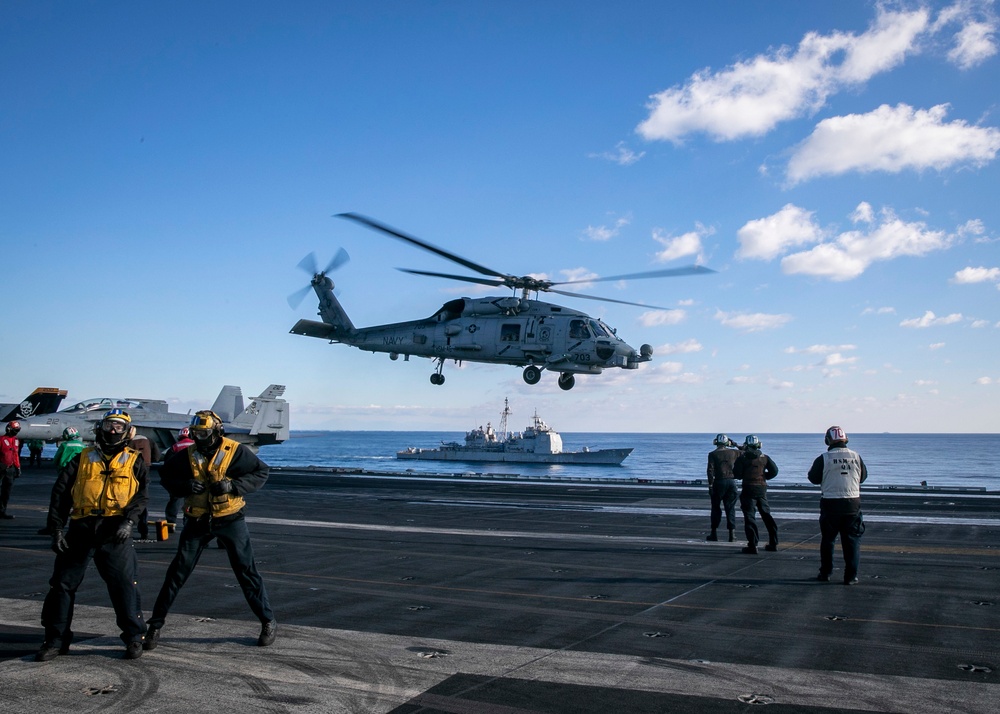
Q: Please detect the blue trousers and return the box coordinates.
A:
[819,510,865,580]
[41,517,146,645]
[148,510,273,627]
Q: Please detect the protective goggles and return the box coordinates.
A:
[101,419,129,435]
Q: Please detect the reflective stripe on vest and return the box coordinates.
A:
[70,446,140,519]
[821,447,864,499]
[184,437,246,518]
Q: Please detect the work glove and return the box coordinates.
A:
[188,479,206,495]
[113,519,133,544]
[209,478,234,496]
[51,529,69,554]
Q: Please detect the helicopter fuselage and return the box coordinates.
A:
[290,285,653,388]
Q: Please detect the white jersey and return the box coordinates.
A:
[820,447,864,499]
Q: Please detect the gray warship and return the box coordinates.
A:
[396,398,632,465]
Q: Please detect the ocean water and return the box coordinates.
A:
[258,432,1000,492]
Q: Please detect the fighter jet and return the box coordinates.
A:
[0,387,68,423]
[15,385,289,454]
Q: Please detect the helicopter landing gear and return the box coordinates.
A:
[557,373,576,391]
[523,365,542,385]
[430,359,446,385]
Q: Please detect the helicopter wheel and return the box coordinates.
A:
[430,373,445,385]
[557,373,575,391]
[523,365,542,385]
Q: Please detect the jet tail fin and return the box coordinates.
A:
[210,386,245,423]
[1,387,68,422]
[229,385,289,447]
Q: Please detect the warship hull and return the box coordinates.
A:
[396,446,633,465]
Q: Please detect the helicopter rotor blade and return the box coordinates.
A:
[551,264,716,287]
[296,252,319,276]
[547,288,674,311]
[323,247,350,275]
[337,212,508,280]
[397,268,507,288]
[286,284,314,310]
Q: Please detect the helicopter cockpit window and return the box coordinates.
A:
[500,323,521,342]
[569,319,590,339]
[588,320,610,338]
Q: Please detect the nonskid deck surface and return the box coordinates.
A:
[1,464,997,713]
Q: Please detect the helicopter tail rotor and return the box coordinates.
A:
[287,248,350,309]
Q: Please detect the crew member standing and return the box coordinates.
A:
[143,410,276,651]
[808,426,868,585]
[54,427,86,470]
[0,421,22,519]
[38,428,87,536]
[35,409,149,661]
[706,434,739,542]
[733,435,779,554]
[163,427,194,524]
[126,430,161,541]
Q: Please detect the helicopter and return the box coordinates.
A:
[288,213,714,390]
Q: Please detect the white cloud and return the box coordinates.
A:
[900,310,964,327]
[861,306,897,315]
[715,309,793,332]
[787,103,1000,182]
[583,214,631,242]
[737,204,823,260]
[639,309,686,327]
[929,342,946,350]
[823,352,858,367]
[636,6,929,143]
[785,344,857,355]
[972,319,990,327]
[953,265,1000,284]
[657,338,703,354]
[975,376,995,385]
[645,362,705,385]
[589,141,645,165]
[779,205,954,281]
[654,223,713,262]
[851,202,876,224]
[950,20,997,67]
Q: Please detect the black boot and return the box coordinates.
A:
[706,529,718,541]
[728,528,735,542]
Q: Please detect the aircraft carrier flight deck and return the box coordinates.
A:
[1,463,998,713]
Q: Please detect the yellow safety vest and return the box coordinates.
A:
[184,437,246,518]
[70,446,141,519]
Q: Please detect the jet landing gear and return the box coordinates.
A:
[430,358,446,385]
[522,365,542,385]
[557,373,576,391]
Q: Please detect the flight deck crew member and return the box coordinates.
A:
[35,409,149,661]
[706,434,739,542]
[808,426,868,585]
[163,427,194,524]
[733,435,779,554]
[1,420,23,518]
[37,428,87,536]
[143,410,276,651]
[127,431,160,541]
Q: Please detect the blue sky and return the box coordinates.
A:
[2,1,998,434]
